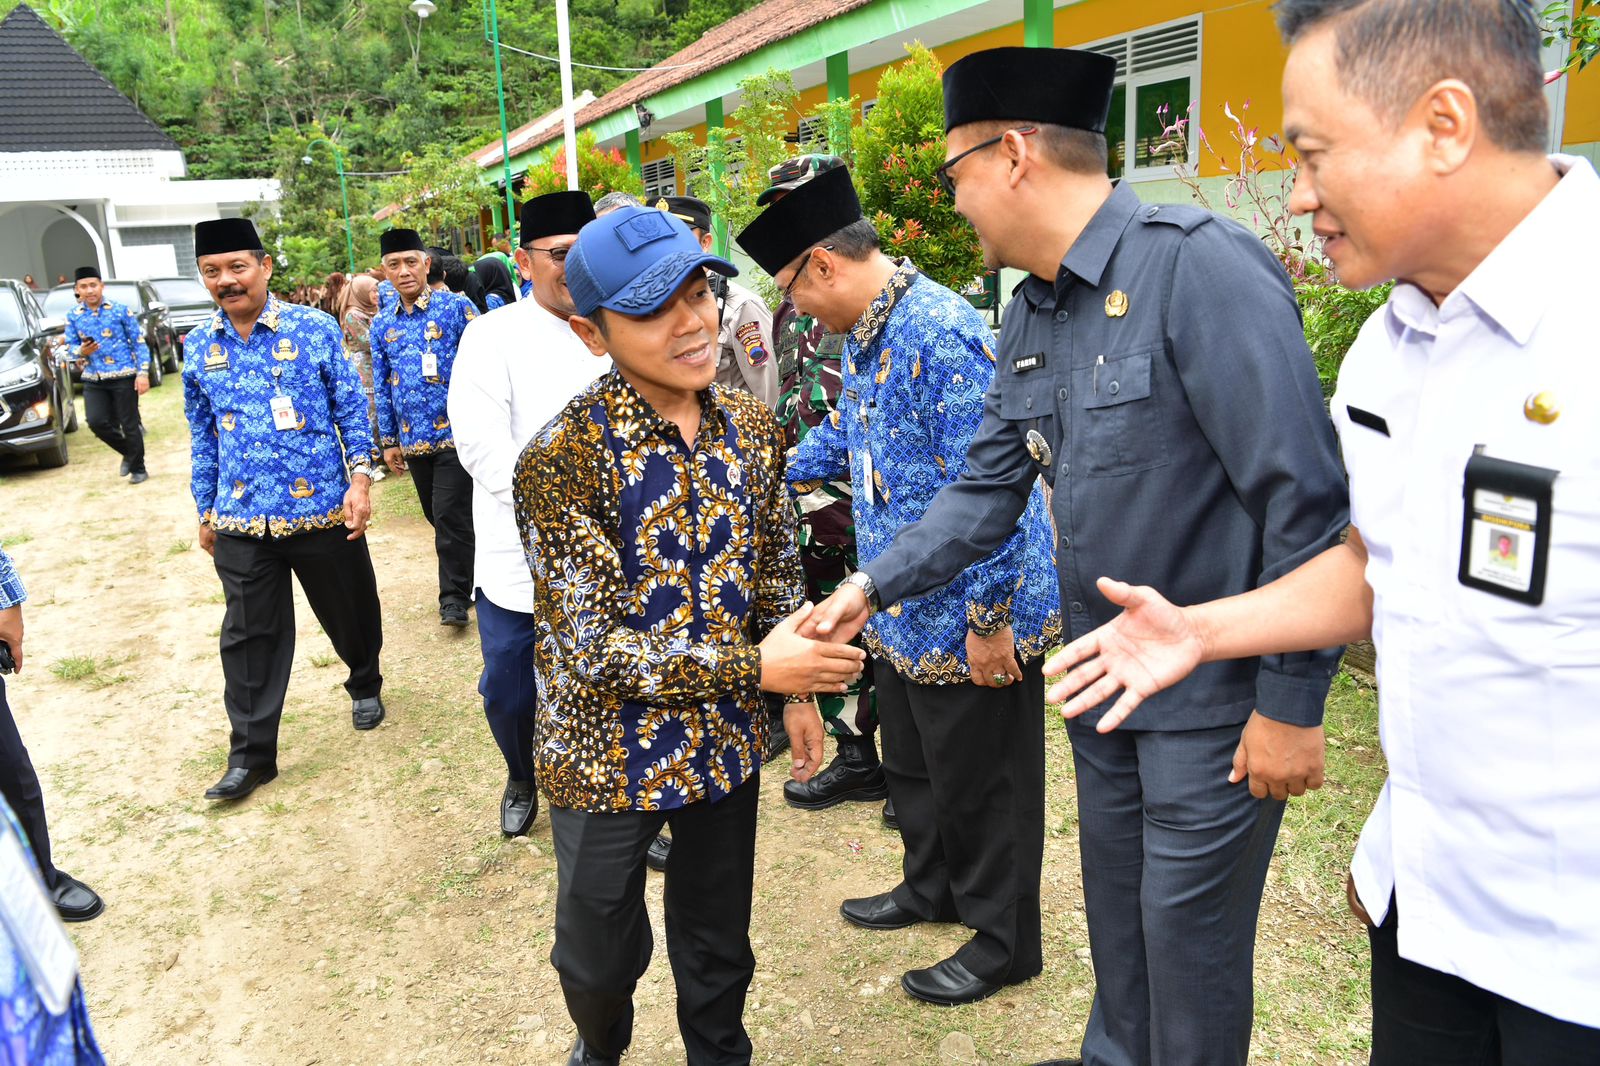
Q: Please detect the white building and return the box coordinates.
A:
[0,3,278,283]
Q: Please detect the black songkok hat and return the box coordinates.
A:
[735,165,862,278]
[942,47,1117,134]
[519,191,596,244]
[655,195,712,232]
[73,266,101,282]
[380,228,426,256]
[194,218,265,258]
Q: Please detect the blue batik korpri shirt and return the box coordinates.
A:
[182,296,376,539]
[368,287,477,456]
[62,301,148,381]
[788,261,1061,684]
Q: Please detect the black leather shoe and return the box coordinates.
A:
[352,696,386,730]
[50,872,104,923]
[500,778,537,837]
[129,470,148,484]
[1026,1059,1083,1065]
[901,956,1003,1007]
[840,892,926,930]
[119,457,131,477]
[566,1036,620,1066]
[645,833,671,872]
[767,720,790,758]
[882,796,898,829]
[440,604,469,628]
[204,766,277,801]
[784,733,888,810]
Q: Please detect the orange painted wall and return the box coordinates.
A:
[1565,61,1600,145]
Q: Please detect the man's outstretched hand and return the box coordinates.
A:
[760,602,867,695]
[798,582,870,642]
[1043,576,1206,731]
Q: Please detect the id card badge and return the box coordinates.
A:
[861,449,876,506]
[270,394,298,432]
[421,350,439,380]
[1458,448,1558,605]
[0,820,78,1016]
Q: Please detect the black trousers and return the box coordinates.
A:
[0,676,58,889]
[82,379,143,472]
[1068,719,1285,1066]
[1370,894,1600,1066]
[876,658,1046,984]
[549,775,760,1064]
[212,528,383,769]
[407,449,474,610]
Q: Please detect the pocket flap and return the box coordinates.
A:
[1076,350,1153,410]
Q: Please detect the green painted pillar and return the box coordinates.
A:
[625,127,642,181]
[826,51,850,100]
[705,97,728,257]
[1024,0,1053,47]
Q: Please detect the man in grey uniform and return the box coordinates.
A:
[807,47,1349,1066]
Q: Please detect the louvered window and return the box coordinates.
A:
[796,116,828,152]
[861,98,878,120]
[642,158,677,198]
[1082,17,1200,179]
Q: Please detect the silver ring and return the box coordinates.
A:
[992,672,1008,686]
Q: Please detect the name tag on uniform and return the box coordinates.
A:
[1458,449,1557,605]
[421,350,439,379]
[0,821,78,1016]
[1012,353,1046,374]
[271,394,299,432]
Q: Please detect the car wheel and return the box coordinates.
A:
[35,417,68,469]
[163,334,180,373]
[147,355,163,388]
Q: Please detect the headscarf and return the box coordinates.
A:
[341,274,379,321]
[470,255,518,314]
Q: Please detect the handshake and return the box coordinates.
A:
[757,601,868,695]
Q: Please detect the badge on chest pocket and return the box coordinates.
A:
[1458,448,1557,605]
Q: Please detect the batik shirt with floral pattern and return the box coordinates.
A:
[512,372,805,814]
[63,301,148,381]
[182,296,376,538]
[788,261,1061,684]
[369,287,477,456]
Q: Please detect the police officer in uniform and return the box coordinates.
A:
[63,265,150,483]
[370,229,480,627]
[654,196,778,411]
[183,218,387,803]
[806,48,1348,1066]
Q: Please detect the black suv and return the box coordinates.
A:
[147,276,216,352]
[42,279,179,384]
[0,279,78,469]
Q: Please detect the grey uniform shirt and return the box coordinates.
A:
[714,278,779,411]
[865,181,1350,730]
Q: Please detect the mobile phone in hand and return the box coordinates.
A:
[0,641,13,675]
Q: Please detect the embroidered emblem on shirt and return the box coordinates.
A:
[273,339,299,361]
[231,480,247,499]
[735,321,768,367]
[220,413,236,431]
[1105,290,1129,317]
[875,350,892,385]
[289,478,315,499]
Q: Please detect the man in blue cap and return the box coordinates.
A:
[510,205,867,1066]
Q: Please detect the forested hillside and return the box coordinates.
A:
[25,0,760,178]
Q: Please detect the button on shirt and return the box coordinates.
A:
[369,287,478,456]
[864,182,1349,729]
[788,262,1060,683]
[448,297,608,613]
[182,297,376,538]
[63,301,148,380]
[512,373,804,815]
[1337,155,1600,1028]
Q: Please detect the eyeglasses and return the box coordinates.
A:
[783,245,834,301]
[524,245,572,263]
[935,127,1037,198]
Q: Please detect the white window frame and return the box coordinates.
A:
[641,157,677,199]
[796,116,828,153]
[1079,15,1202,183]
[861,98,878,121]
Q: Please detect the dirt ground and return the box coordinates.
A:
[0,381,1374,1064]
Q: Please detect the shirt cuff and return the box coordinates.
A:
[966,597,1013,638]
[1254,669,1338,728]
[725,644,763,695]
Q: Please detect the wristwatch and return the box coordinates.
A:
[843,570,881,613]
[349,461,375,481]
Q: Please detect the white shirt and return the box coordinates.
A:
[1333,156,1600,1027]
[448,296,608,612]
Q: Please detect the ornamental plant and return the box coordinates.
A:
[520,131,644,204]
[852,44,984,293]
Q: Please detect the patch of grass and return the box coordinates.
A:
[166,538,193,556]
[371,474,423,523]
[2,532,32,546]
[49,654,132,688]
[308,652,339,669]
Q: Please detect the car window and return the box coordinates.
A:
[0,290,25,342]
[103,283,144,310]
[41,287,76,317]
[150,278,212,305]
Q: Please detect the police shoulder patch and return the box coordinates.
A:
[736,321,768,366]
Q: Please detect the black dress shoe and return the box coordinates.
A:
[1026,1059,1083,1065]
[767,720,791,758]
[645,833,671,872]
[352,696,386,730]
[129,470,148,485]
[882,796,898,829]
[119,457,131,477]
[440,604,469,628]
[840,891,927,930]
[50,872,104,923]
[783,733,889,810]
[500,777,538,837]
[901,956,1003,1007]
[567,1036,620,1066]
[204,766,277,801]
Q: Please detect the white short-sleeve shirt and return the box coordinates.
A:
[1332,156,1600,1027]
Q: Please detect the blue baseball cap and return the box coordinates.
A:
[565,204,737,318]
